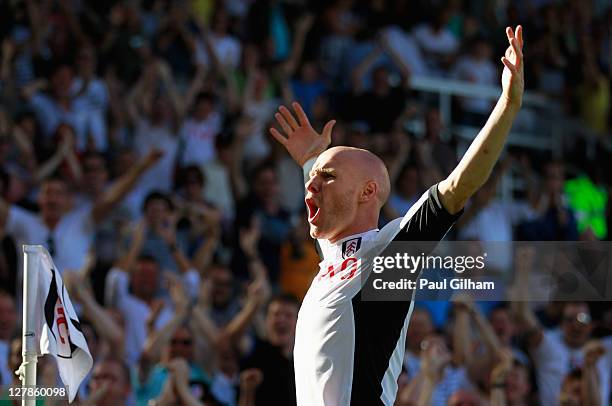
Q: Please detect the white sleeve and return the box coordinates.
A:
[182,269,201,300]
[6,205,37,236]
[531,329,556,366]
[104,266,130,307]
[30,93,55,125]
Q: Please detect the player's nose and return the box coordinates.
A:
[305,176,321,194]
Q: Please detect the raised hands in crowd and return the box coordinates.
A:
[0,1,610,405]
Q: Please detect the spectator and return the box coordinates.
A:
[86,358,133,406]
[241,294,299,406]
[123,59,183,218]
[451,36,497,126]
[196,7,242,70]
[269,136,305,214]
[64,271,125,362]
[179,91,223,167]
[422,107,457,176]
[105,247,198,365]
[456,160,537,272]
[404,308,435,360]
[290,60,327,119]
[346,65,411,133]
[206,264,241,328]
[0,149,161,271]
[558,347,605,406]
[400,310,472,406]
[101,3,147,84]
[398,333,472,406]
[234,163,293,282]
[279,213,319,300]
[201,131,243,225]
[149,357,221,406]
[0,168,17,297]
[174,165,222,262]
[384,163,421,222]
[575,46,610,135]
[518,160,579,241]
[72,45,109,114]
[0,291,16,385]
[489,353,532,406]
[22,64,107,151]
[517,300,612,405]
[137,321,215,405]
[136,191,189,274]
[412,7,459,76]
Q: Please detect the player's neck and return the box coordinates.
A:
[328,218,379,244]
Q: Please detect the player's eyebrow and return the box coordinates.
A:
[309,167,336,178]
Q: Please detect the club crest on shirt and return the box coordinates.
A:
[342,237,362,259]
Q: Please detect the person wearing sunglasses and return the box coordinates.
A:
[518,301,612,405]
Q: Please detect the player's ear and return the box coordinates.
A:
[360,181,378,203]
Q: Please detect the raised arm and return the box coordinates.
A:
[140,278,191,372]
[489,348,514,406]
[510,245,543,348]
[582,341,604,406]
[277,13,315,80]
[64,271,125,358]
[438,26,524,214]
[222,277,267,345]
[33,126,80,184]
[396,339,450,406]
[90,149,163,224]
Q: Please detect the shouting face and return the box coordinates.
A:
[304,147,390,242]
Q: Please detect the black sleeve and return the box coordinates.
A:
[393,184,463,242]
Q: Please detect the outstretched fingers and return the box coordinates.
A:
[269,127,288,145]
[322,120,336,140]
[511,37,523,68]
[504,25,523,70]
[279,105,299,130]
[292,102,311,127]
[275,112,294,136]
[501,56,518,74]
[516,25,523,49]
[506,26,514,42]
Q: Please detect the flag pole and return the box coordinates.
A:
[21,245,42,406]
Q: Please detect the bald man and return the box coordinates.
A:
[270,26,524,406]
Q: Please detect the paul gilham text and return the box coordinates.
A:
[372,278,495,291]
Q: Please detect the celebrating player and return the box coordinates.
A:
[270,26,524,406]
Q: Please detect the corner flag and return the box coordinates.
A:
[20,245,92,404]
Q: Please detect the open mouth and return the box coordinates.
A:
[305,197,320,224]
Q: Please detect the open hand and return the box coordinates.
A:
[500,26,524,108]
[490,348,514,384]
[239,217,261,258]
[269,102,335,166]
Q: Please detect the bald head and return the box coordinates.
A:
[306,146,392,241]
[317,147,391,208]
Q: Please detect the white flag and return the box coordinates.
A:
[30,248,93,403]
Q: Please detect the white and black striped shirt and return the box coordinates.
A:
[294,172,461,406]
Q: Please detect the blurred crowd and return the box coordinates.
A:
[0,0,610,405]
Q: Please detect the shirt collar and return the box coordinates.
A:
[318,229,379,259]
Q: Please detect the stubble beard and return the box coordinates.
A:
[311,191,355,241]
